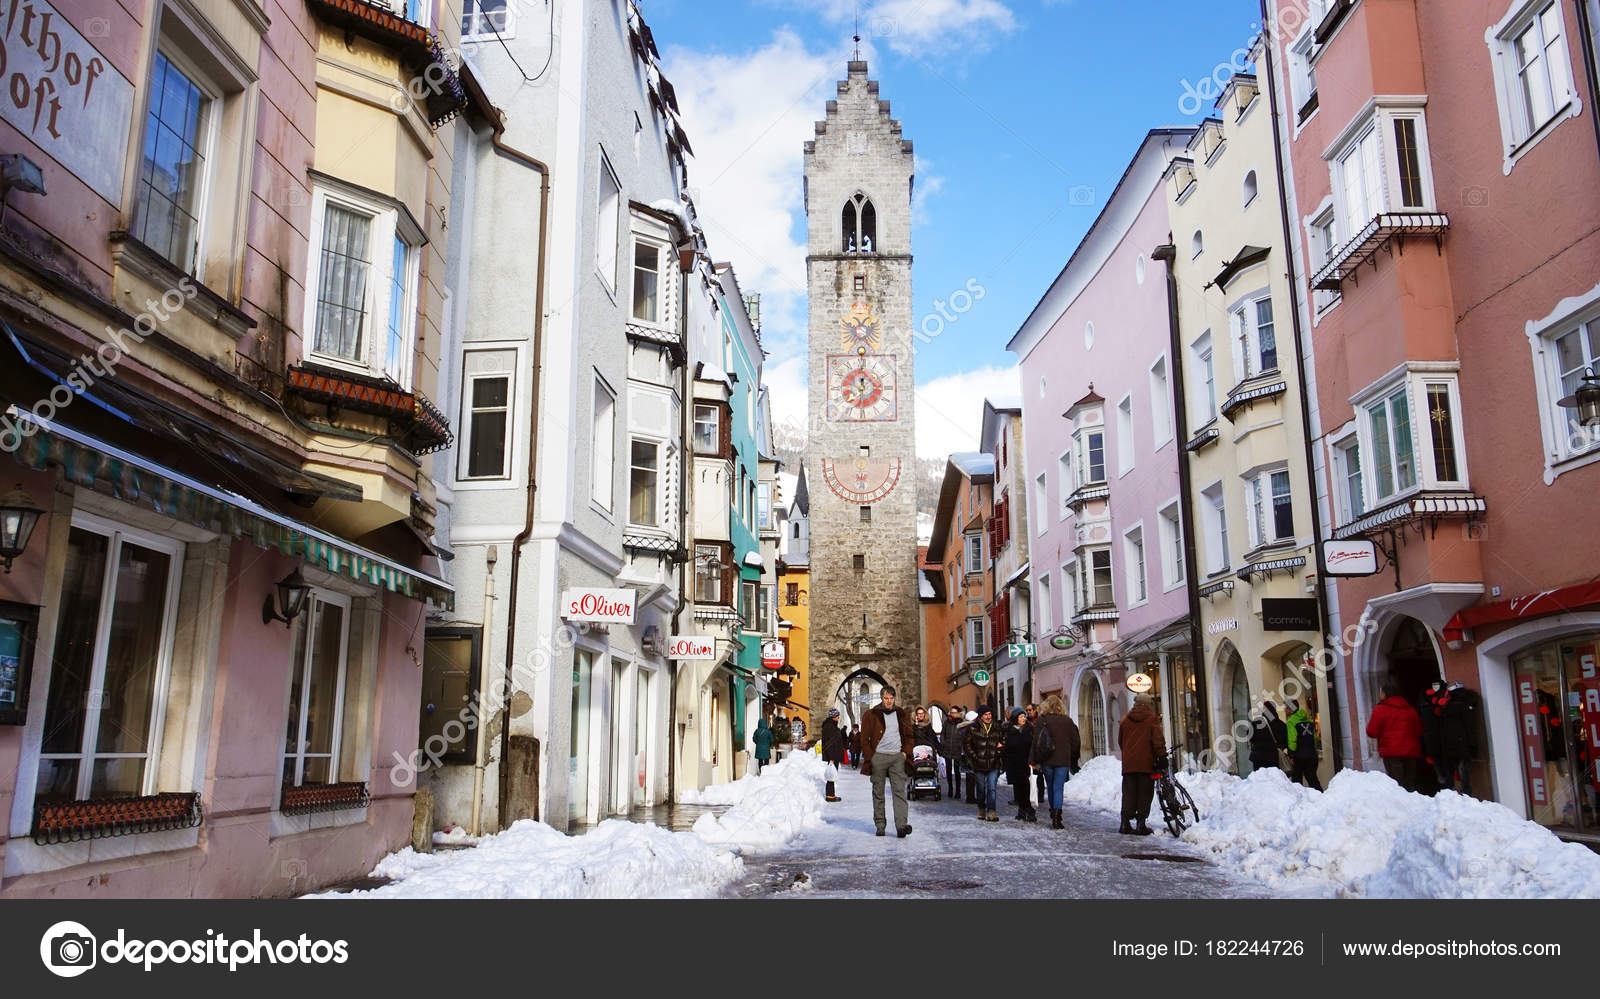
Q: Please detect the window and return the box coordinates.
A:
[632,239,666,324]
[629,439,661,527]
[305,185,424,387]
[1063,560,1078,620]
[398,0,430,26]
[741,581,760,632]
[1544,313,1600,462]
[965,532,984,575]
[1288,26,1318,122]
[462,371,511,480]
[1424,382,1460,482]
[1124,525,1147,605]
[853,553,866,570]
[1038,574,1053,634]
[282,591,353,788]
[1150,357,1173,446]
[1247,468,1296,547]
[1334,436,1366,522]
[967,618,987,659]
[1366,384,1416,501]
[759,484,773,529]
[1076,430,1106,484]
[131,52,214,274]
[1192,331,1217,424]
[1035,472,1048,530]
[758,586,773,633]
[1327,101,1436,233]
[695,545,724,602]
[1489,0,1577,154]
[786,582,800,605]
[1337,123,1384,226]
[1116,397,1135,475]
[1242,170,1259,207]
[842,192,877,252]
[693,404,720,455]
[1057,453,1073,519]
[853,275,866,292]
[1159,502,1185,589]
[1201,482,1229,574]
[1083,549,1114,607]
[1309,208,1341,313]
[859,505,872,523]
[592,377,616,511]
[597,153,621,289]
[1231,295,1278,381]
[1191,230,1204,258]
[35,524,181,804]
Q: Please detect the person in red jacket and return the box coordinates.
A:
[1366,679,1424,793]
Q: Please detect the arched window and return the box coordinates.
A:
[842,192,877,253]
[1242,170,1259,207]
[1191,229,1204,258]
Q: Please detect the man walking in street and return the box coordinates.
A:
[941,704,965,799]
[965,705,1006,821]
[860,685,915,838]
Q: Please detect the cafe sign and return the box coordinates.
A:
[560,588,635,624]
[0,1,135,205]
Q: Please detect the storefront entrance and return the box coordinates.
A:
[1512,635,1599,833]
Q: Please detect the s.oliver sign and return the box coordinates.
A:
[560,588,635,624]
[0,1,135,205]
[667,635,716,660]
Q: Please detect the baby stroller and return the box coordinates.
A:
[908,744,942,801]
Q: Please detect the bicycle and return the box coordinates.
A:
[1154,748,1200,837]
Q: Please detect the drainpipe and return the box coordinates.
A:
[668,238,694,804]
[1151,241,1210,764]
[491,133,551,828]
[1576,0,1600,164]
[1258,6,1343,772]
[470,544,497,835]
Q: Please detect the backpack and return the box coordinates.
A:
[1031,720,1055,765]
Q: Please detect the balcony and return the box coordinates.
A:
[1064,482,1110,513]
[1311,213,1450,292]
[626,321,686,365]
[1185,423,1221,453]
[1332,491,1487,541]
[1220,374,1287,422]
[286,362,454,455]
[1072,604,1120,625]
[307,0,466,127]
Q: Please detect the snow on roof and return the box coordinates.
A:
[948,452,995,478]
[742,551,765,570]
[918,573,936,599]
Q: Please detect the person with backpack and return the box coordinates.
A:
[1033,694,1081,830]
[1248,701,1287,772]
[1003,707,1037,823]
[1366,679,1424,792]
[964,705,1006,821]
[1284,699,1322,791]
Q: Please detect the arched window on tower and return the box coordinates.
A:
[842,192,877,253]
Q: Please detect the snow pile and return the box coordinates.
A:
[690,752,827,853]
[431,824,479,847]
[1063,755,1600,898]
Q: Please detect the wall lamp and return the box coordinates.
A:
[262,569,312,627]
[0,484,44,573]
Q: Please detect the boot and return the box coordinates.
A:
[1135,819,1154,836]
[1015,804,1027,821]
[1026,806,1038,823]
[1119,819,1136,835]
[978,804,988,821]
[987,810,1000,822]
[825,781,840,802]
[1051,809,1064,830]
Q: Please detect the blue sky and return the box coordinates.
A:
[652,0,1263,455]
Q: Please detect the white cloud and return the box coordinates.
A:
[913,365,1021,459]
[911,154,945,226]
[780,0,1017,55]
[763,354,810,444]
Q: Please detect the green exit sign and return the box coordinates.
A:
[972,669,991,686]
[1008,643,1037,658]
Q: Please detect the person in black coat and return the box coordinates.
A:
[1003,707,1037,822]
[821,709,847,802]
[1248,701,1287,772]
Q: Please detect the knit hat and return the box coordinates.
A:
[977,704,994,717]
[828,708,840,718]
[1009,706,1026,720]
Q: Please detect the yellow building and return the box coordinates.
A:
[775,468,811,732]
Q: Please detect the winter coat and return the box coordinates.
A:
[912,722,939,751]
[1035,713,1081,768]
[1285,707,1318,760]
[847,730,861,755]
[821,718,846,764]
[753,720,774,761]
[1248,705,1287,767]
[1118,704,1166,775]
[1003,721,1034,772]
[859,705,915,773]
[1366,695,1423,760]
[940,716,965,759]
[1420,684,1480,762]
[964,720,1005,771]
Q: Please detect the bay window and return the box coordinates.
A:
[631,237,668,326]
[1366,386,1417,501]
[965,531,984,575]
[1333,436,1366,521]
[1345,370,1470,514]
[1326,100,1436,236]
[1245,467,1295,547]
[695,545,725,603]
[1075,429,1106,484]
[693,404,721,456]
[1231,293,1278,381]
[1080,548,1114,608]
[629,438,662,527]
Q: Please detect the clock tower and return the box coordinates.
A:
[803,60,922,719]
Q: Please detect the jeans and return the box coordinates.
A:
[974,769,1000,810]
[869,753,909,831]
[1042,764,1071,810]
[1121,773,1154,823]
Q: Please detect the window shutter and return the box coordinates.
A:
[721,543,736,604]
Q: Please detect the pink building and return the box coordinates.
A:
[1009,129,1204,763]
[1267,0,1600,836]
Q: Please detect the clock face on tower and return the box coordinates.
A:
[826,353,897,422]
[821,455,902,504]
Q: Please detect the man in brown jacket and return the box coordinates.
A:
[1117,693,1166,836]
[860,685,916,837]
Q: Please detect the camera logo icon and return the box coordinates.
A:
[40,920,97,977]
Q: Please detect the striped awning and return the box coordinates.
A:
[5,407,453,609]
[1332,492,1487,541]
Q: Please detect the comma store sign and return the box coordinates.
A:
[0,1,136,206]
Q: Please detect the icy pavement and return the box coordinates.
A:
[730,765,1269,899]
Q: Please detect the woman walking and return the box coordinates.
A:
[752,717,774,775]
[1003,707,1038,822]
[964,705,1006,822]
[821,708,847,802]
[1033,695,1081,830]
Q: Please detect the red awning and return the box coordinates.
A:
[1444,580,1600,642]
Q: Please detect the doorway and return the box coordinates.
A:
[1219,643,1252,777]
[1512,636,1599,834]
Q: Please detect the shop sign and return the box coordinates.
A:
[1262,598,1319,632]
[972,669,991,686]
[1574,643,1600,792]
[1207,618,1238,635]
[560,588,635,624]
[761,639,785,669]
[1323,539,1378,576]
[666,635,716,660]
[1126,672,1153,694]
[1516,672,1549,807]
[0,1,136,205]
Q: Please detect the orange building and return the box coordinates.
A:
[920,453,997,717]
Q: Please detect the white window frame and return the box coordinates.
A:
[1229,290,1279,383]
[1349,366,1471,509]
[132,45,220,278]
[1243,465,1296,549]
[591,373,617,514]
[1062,560,1078,621]
[965,531,985,576]
[628,435,665,529]
[1084,547,1114,608]
[741,580,760,633]
[1201,481,1229,576]
[281,588,354,788]
[596,151,622,293]
[1057,451,1073,520]
[1328,423,1366,525]
[1526,282,1600,482]
[1325,98,1438,240]
[1158,500,1185,592]
[1115,397,1135,476]
[35,513,185,802]
[303,182,424,389]
[1191,330,1217,425]
[1149,356,1173,448]
[1123,523,1148,608]
[462,0,515,40]
[1242,170,1259,208]
[1038,573,1053,634]
[1307,201,1343,316]
[1288,24,1319,133]
[629,229,673,330]
[967,617,986,660]
[1075,428,1106,485]
[459,361,515,482]
[1486,0,1583,173]
[1035,472,1049,533]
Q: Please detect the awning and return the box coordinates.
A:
[1091,613,1191,667]
[742,551,765,570]
[1001,561,1031,591]
[4,406,453,609]
[1444,580,1600,644]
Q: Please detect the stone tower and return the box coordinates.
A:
[803,61,923,721]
